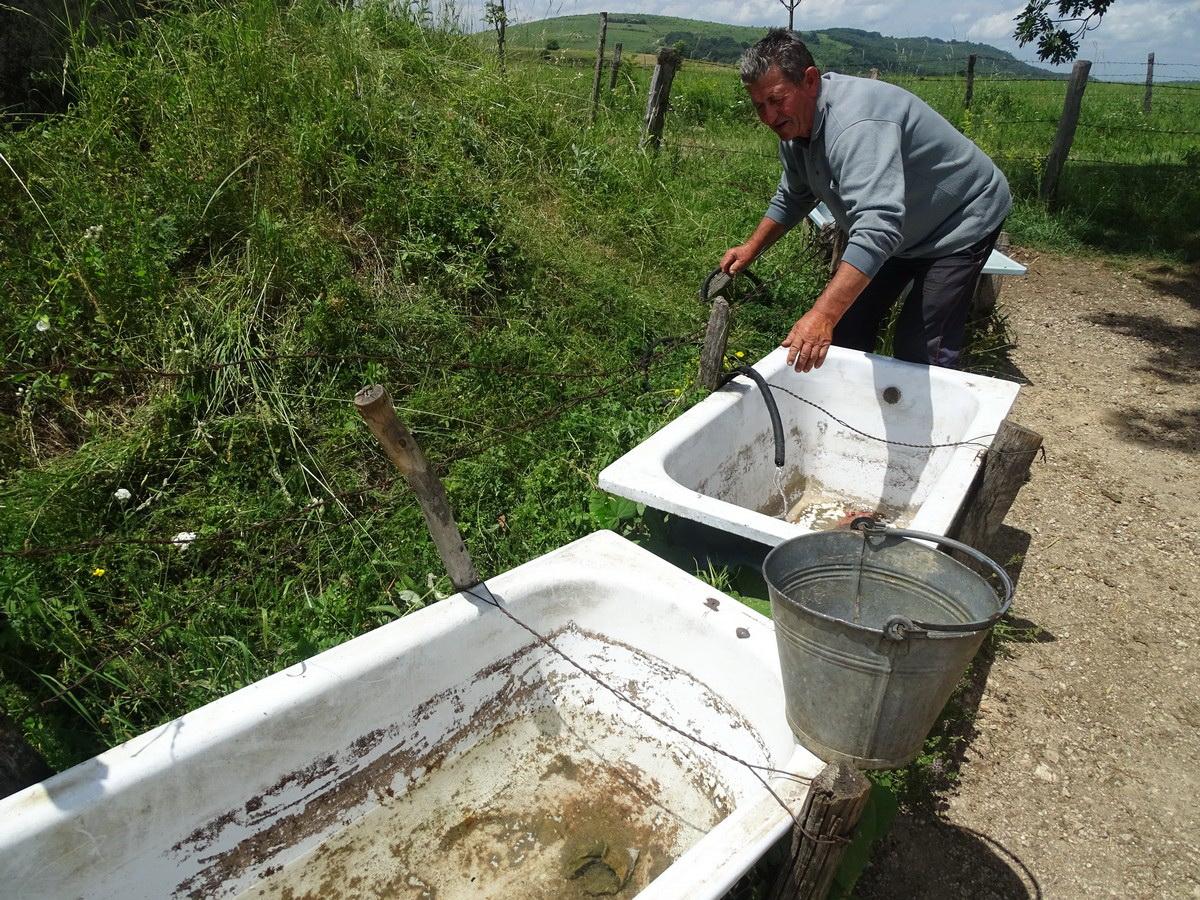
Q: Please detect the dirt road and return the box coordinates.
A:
[857,251,1200,898]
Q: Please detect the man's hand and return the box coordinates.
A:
[719,243,757,275]
[782,308,836,372]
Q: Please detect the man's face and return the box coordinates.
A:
[748,65,821,141]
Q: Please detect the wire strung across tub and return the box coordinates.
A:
[460,581,851,860]
[765,381,1047,460]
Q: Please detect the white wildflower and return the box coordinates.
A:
[113,488,132,501]
[35,316,50,333]
[172,531,198,549]
[83,224,104,241]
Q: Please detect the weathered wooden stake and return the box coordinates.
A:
[354,385,480,592]
[608,42,623,92]
[953,418,1044,553]
[964,53,976,108]
[828,226,846,276]
[1040,59,1091,207]
[771,761,871,900]
[589,11,608,124]
[698,297,732,391]
[970,230,1010,320]
[640,47,682,150]
[1143,51,1155,114]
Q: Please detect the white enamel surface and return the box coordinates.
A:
[806,202,1027,276]
[599,346,1020,546]
[0,531,822,900]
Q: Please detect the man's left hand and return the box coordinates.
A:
[782,309,835,372]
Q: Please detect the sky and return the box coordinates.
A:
[481,0,1200,80]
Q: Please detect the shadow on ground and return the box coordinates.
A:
[854,814,1043,899]
[1086,265,1200,455]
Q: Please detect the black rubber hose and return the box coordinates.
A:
[717,365,785,468]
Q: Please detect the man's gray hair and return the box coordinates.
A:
[739,29,817,85]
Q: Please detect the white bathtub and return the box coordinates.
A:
[599,346,1020,547]
[0,531,822,900]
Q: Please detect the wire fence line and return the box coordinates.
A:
[1,334,700,562]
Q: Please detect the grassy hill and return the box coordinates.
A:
[505,14,1056,77]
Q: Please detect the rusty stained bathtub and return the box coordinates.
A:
[0,531,823,899]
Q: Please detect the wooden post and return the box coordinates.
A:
[970,230,1010,320]
[640,47,682,151]
[608,42,623,92]
[770,761,871,900]
[828,226,846,276]
[354,385,480,592]
[952,418,1043,553]
[868,67,879,80]
[964,53,976,108]
[698,297,732,391]
[1143,51,1154,114]
[589,11,608,124]
[1039,58,1091,207]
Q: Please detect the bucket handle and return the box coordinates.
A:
[851,519,1014,636]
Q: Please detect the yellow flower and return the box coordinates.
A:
[91,567,106,577]
[735,350,745,359]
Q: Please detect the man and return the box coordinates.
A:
[721,30,1011,372]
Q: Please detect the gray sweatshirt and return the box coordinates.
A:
[765,73,1011,278]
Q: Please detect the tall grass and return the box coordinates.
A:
[0,0,821,767]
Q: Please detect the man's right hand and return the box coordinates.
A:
[720,243,758,275]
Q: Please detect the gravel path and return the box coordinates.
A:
[856,250,1200,899]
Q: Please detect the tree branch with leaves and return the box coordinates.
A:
[1014,0,1115,64]
[485,0,507,72]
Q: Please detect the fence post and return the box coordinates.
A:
[1039,58,1091,207]
[964,53,976,108]
[698,297,731,391]
[1143,51,1155,114]
[608,42,623,92]
[770,761,871,900]
[354,385,480,592]
[589,11,609,124]
[951,418,1043,554]
[640,47,682,151]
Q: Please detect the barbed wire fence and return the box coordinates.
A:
[0,330,714,726]
[506,18,1199,186]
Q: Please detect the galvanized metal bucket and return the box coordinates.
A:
[762,520,1013,769]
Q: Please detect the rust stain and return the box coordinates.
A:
[171,623,758,899]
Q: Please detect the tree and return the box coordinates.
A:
[779,0,802,31]
[1014,0,1115,64]
[485,0,507,72]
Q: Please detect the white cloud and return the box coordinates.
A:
[967,8,1022,43]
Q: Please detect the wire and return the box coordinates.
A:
[462,581,846,855]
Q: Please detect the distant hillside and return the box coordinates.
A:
[504,14,1056,78]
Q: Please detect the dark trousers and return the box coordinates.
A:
[832,225,1003,369]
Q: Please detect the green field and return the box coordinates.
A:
[1,0,1197,782]
[503,13,1053,76]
